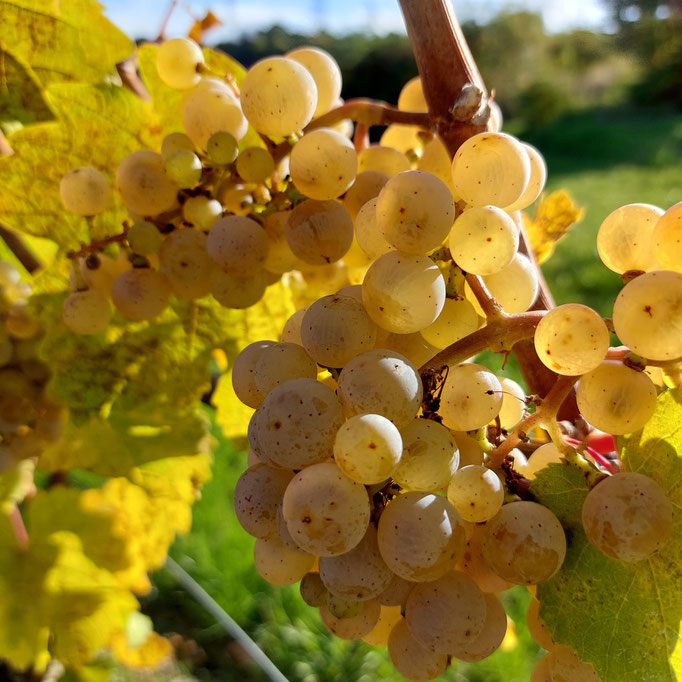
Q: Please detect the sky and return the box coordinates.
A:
[101,0,612,43]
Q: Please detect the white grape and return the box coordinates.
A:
[116,151,178,217]
[343,171,388,220]
[286,46,342,117]
[388,618,449,682]
[111,268,170,321]
[254,536,314,586]
[60,166,111,215]
[497,377,526,429]
[504,143,547,211]
[159,228,213,299]
[62,290,112,335]
[447,465,504,523]
[358,145,410,177]
[210,268,268,308]
[252,342,317,396]
[232,341,275,408]
[653,201,682,271]
[420,297,480,349]
[207,216,269,274]
[156,38,204,90]
[440,363,503,431]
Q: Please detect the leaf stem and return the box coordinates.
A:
[9,504,29,551]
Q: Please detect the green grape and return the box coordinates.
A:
[376,170,455,254]
[333,413,403,484]
[111,268,170,321]
[257,378,345,470]
[612,270,682,360]
[362,605,403,647]
[377,492,466,582]
[127,221,164,256]
[456,592,507,662]
[451,132,530,208]
[467,252,539,315]
[281,308,306,345]
[380,124,424,154]
[320,600,380,640]
[235,147,276,184]
[526,597,555,650]
[163,149,202,188]
[286,46,342,117]
[300,293,377,368]
[282,461,370,556]
[286,199,353,265]
[483,501,566,585]
[417,136,456,198]
[504,143,547,211]
[439,363,502,431]
[354,198,392,261]
[388,618,449,682]
[456,522,511,594]
[207,215,269,274]
[62,290,112,335]
[405,571,487,654]
[342,170,388,221]
[158,228,213,299]
[252,341,317,396]
[254,536,314,586]
[546,645,603,682]
[182,80,248,149]
[210,268,268,309]
[240,57,318,137]
[397,76,428,112]
[358,145,411,177]
[420,297,480,349]
[206,131,238,165]
[290,128,358,200]
[582,472,673,562]
[156,38,204,90]
[232,340,276,408]
[116,150,178,216]
[59,166,111,216]
[182,195,223,230]
[597,203,662,274]
[337,349,422,427]
[448,206,519,275]
[447,465,504,523]
[233,463,294,540]
[218,183,254,216]
[377,573,416,607]
[262,211,305,274]
[393,418,459,493]
[497,377,526,429]
[319,525,393,601]
[534,303,610,375]
[653,201,682,271]
[363,251,446,334]
[576,361,657,434]
[5,304,40,339]
[300,572,327,607]
[160,132,195,160]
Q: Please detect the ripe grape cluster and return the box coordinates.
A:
[0,259,64,480]
[55,35,679,681]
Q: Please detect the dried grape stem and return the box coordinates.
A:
[116,56,151,102]
[419,310,545,373]
[68,230,129,259]
[9,504,28,551]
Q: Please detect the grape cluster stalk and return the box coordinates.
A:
[51,21,680,682]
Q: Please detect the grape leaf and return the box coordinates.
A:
[0,0,132,88]
[532,390,682,682]
[523,189,584,264]
[0,82,163,249]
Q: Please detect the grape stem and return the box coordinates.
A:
[419,309,545,373]
[465,273,503,319]
[353,123,370,152]
[116,56,151,102]
[67,228,130,259]
[305,99,431,131]
[488,374,579,469]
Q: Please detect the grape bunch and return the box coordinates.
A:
[0,258,64,485]
[217,59,680,679]
[58,40,367,334]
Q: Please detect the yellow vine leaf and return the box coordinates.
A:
[110,630,173,669]
[0,0,132,128]
[522,189,584,264]
[0,503,138,671]
[0,83,163,249]
[188,11,222,44]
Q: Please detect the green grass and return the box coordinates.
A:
[145,105,682,681]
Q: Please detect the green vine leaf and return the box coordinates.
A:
[531,390,682,682]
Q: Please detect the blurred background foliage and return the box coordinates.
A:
[61,1,682,680]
